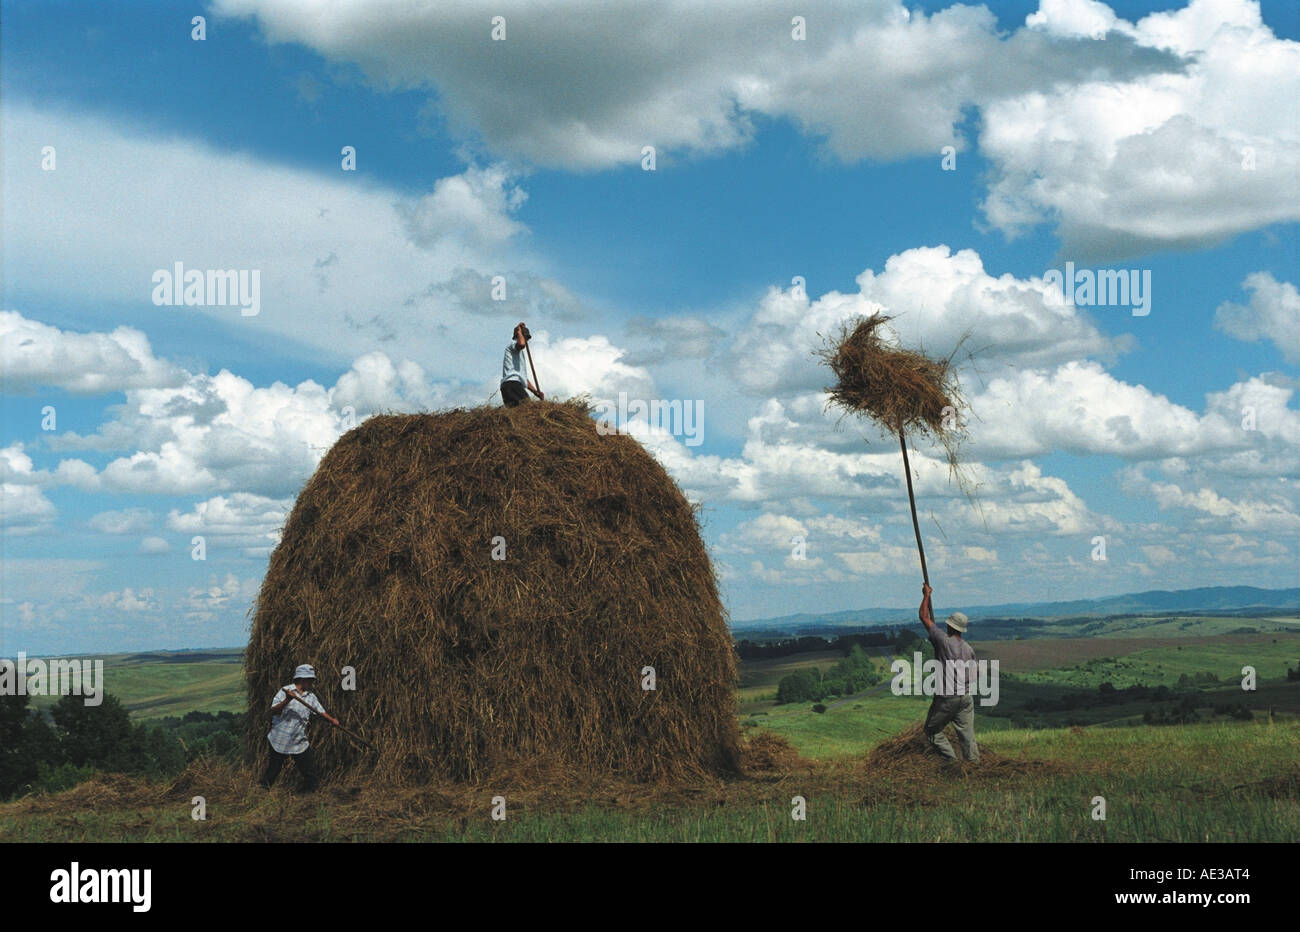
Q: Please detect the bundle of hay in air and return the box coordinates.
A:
[820,313,962,445]
[819,313,968,584]
[245,399,741,784]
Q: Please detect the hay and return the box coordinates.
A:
[820,313,962,435]
[819,313,968,479]
[866,722,936,763]
[864,722,1067,782]
[12,773,166,814]
[740,731,814,773]
[245,399,741,784]
[2,735,1089,840]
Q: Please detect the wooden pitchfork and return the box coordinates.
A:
[286,689,376,751]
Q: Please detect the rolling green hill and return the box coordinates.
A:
[26,650,245,721]
[734,587,1300,638]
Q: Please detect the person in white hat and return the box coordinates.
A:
[917,584,979,762]
[260,663,338,791]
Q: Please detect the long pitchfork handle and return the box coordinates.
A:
[286,690,376,751]
[897,425,930,588]
[524,340,541,396]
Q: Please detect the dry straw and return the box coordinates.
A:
[244,399,741,784]
[863,723,1068,781]
[819,312,967,470]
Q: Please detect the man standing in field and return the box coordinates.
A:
[261,663,338,792]
[918,584,979,762]
[500,321,544,407]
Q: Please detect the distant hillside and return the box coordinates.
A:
[734,586,1300,632]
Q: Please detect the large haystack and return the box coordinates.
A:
[245,400,740,784]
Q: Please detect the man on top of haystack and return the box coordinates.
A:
[918,584,979,763]
[501,321,544,407]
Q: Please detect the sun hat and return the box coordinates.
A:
[945,612,969,633]
[293,664,317,680]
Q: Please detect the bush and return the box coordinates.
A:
[816,645,884,700]
[776,669,822,704]
[31,761,97,795]
[1144,694,1201,725]
[1,692,245,801]
[1212,702,1254,721]
[50,693,185,776]
[52,694,132,768]
[0,695,43,798]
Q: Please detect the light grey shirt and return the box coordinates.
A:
[502,342,527,385]
[929,626,977,697]
[267,686,326,754]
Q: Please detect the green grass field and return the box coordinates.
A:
[737,650,844,707]
[1083,615,1300,639]
[4,628,1297,842]
[26,651,246,720]
[1008,636,1296,689]
[4,716,1295,842]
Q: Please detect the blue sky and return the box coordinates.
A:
[3,0,1298,655]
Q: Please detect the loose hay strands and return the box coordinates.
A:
[245,399,741,786]
[740,731,815,774]
[864,722,1068,783]
[820,314,961,438]
[819,313,969,470]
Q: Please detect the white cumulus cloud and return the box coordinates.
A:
[1215,272,1300,363]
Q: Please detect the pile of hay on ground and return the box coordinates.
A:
[740,732,814,773]
[865,722,936,763]
[9,773,167,814]
[864,722,1066,780]
[245,399,740,784]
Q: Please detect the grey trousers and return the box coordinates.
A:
[924,694,979,761]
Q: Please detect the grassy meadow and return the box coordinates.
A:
[23,650,246,721]
[3,621,1297,842]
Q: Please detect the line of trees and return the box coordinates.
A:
[1141,699,1257,725]
[1013,677,1263,725]
[737,628,921,661]
[0,693,243,801]
[1143,694,1204,725]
